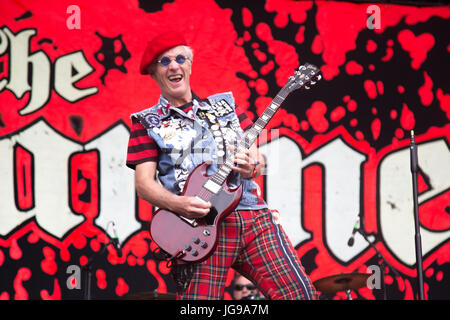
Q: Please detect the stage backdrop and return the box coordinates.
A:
[0,0,449,300]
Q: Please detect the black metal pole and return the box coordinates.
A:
[83,239,112,300]
[410,130,425,300]
[356,227,400,300]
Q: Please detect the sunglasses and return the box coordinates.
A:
[157,54,189,67]
[234,284,256,291]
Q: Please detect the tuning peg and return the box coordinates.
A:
[310,81,316,85]
[316,75,322,81]
[305,86,310,90]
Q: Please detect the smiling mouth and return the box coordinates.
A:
[168,75,183,83]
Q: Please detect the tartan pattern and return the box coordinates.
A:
[177,209,318,300]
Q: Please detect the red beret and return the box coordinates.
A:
[140,31,187,75]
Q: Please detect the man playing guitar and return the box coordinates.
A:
[126,31,318,300]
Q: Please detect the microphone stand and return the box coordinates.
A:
[83,221,117,300]
[355,227,400,300]
[83,237,115,300]
[410,130,425,300]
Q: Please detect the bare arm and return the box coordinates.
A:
[135,161,211,218]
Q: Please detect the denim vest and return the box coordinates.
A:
[131,92,267,210]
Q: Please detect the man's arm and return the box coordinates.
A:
[135,161,211,218]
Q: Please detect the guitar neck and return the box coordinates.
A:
[210,86,291,186]
[203,62,321,191]
[243,86,290,148]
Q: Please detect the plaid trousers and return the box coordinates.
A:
[176,208,318,300]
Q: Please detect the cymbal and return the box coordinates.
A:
[121,291,177,300]
[313,273,371,294]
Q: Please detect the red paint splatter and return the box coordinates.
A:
[347,99,357,112]
[10,239,22,260]
[417,172,431,195]
[260,60,274,75]
[90,238,101,252]
[366,40,377,53]
[371,118,381,140]
[60,248,71,262]
[355,130,364,140]
[397,30,435,70]
[127,255,136,266]
[350,119,358,127]
[296,26,305,44]
[40,278,61,300]
[306,101,328,133]
[158,261,171,275]
[381,47,393,61]
[255,22,299,87]
[255,79,269,95]
[376,81,384,95]
[96,269,107,289]
[115,277,129,296]
[14,268,31,300]
[80,255,88,267]
[130,237,148,258]
[400,103,415,130]
[403,279,415,300]
[72,233,87,250]
[274,11,289,28]
[364,80,377,99]
[0,249,4,266]
[398,85,405,94]
[419,190,450,231]
[330,106,346,122]
[436,89,450,119]
[390,109,398,119]
[418,72,434,106]
[311,35,323,54]
[242,7,253,27]
[27,231,40,244]
[0,292,9,300]
[300,120,309,131]
[254,49,267,62]
[395,128,404,139]
[146,260,167,293]
[265,0,312,24]
[41,246,57,275]
[345,61,363,75]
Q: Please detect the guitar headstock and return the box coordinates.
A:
[286,63,322,92]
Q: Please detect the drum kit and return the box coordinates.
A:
[121,272,370,300]
[313,272,371,300]
[121,290,177,300]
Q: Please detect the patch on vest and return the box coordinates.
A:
[197,99,234,119]
[138,112,161,128]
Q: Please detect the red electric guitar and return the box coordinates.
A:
[150,63,322,263]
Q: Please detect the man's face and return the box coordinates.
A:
[151,45,192,106]
[232,276,257,300]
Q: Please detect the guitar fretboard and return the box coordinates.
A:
[201,63,320,194]
[209,86,290,187]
